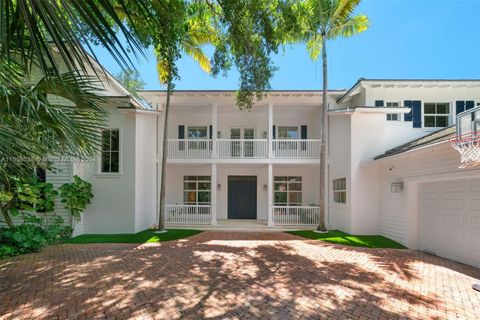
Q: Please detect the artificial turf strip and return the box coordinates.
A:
[287,230,407,249]
[65,229,202,244]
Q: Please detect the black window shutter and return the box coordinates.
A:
[412,101,422,128]
[466,100,475,110]
[375,100,384,107]
[404,100,413,121]
[272,125,276,151]
[178,125,185,150]
[209,125,213,139]
[300,125,307,151]
[456,101,465,115]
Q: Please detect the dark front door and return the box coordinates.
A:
[228,176,257,219]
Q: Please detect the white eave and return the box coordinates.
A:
[328,106,411,115]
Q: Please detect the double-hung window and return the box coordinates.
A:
[278,126,299,139]
[333,178,347,204]
[183,176,211,205]
[424,103,450,128]
[101,129,120,173]
[386,102,401,121]
[274,176,302,206]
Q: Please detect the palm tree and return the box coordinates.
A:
[155,16,215,232]
[297,0,369,231]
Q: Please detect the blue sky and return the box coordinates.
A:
[93,0,480,91]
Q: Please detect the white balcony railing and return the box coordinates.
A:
[167,139,321,159]
[273,206,319,225]
[165,204,211,224]
[217,139,268,159]
[167,139,213,159]
[272,140,321,159]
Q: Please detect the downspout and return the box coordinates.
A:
[155,103,160,226]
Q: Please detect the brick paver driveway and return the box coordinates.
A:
[1,232,480,319]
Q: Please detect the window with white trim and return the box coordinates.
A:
[101,129,120,173]
[183,176,211,204]
[386,102,401,121]
[333,178,347,203]
[274,176,302,206]
[424,103,450,127]
[278,126,299,139]
[187,126,208,139]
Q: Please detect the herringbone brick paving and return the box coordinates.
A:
[1,231,479,319]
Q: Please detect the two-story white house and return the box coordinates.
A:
[42,75,480,268]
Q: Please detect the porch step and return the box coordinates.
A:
[166,219,315,232]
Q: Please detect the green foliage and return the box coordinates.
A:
[0,214,71,259]
[66,229,202,244]
[59,175,94,223]
[294,0,369,60]
[288,230,407,249]
[115,69,147,96]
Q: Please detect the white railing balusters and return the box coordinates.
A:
[272,139,321,159]
[165,204,211,225]
[272,206,319,225]
[167,139,320,159]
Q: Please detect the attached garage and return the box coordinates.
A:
[419,178,480,268]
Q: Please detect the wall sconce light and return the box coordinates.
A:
[263,184,268,191]
[217,183,221,190]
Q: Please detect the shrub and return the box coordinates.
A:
[60,175,93,224]
[0,214,71,259]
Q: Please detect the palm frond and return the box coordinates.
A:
[182,41,211,73]
[329,14,369,39]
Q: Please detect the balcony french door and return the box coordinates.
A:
[230,128,255,158]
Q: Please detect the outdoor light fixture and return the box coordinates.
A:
[217,183,221,190]
[263,184,268,191]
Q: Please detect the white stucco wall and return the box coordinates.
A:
[74,105,137,234]
[327,115,352,232]
[134,113,158,232]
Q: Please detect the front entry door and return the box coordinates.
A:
[228,176,257,219]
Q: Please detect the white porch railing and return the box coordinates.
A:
[167,139,212,159]
[165,204,212,224]
[273,206,319,225]
[167,139,321,159]
[272,140,321,159]
[217,139,268,159]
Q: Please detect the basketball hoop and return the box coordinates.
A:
[450,132,480,168]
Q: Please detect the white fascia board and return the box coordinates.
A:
[354,107,411,114]
[361,140,450,166]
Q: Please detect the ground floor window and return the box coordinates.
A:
[333,178,347,203]
[183,176,211,205]
[274,176,302,206]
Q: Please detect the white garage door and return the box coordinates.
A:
[419,178,480,268]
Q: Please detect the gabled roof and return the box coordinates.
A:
[374,126,456,160]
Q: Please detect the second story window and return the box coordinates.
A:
[278,126,299,139]
[101,129,120,173]
[386,102,401,121]
[187,126,208,139]
[424,103,450,128]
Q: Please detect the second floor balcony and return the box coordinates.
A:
[167,138,321,160]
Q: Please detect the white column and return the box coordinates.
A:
[267,163,273,226]
[268,102,273,158]
[212,103,218,158]
[211,163,218,225]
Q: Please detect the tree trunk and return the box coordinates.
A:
[317,35,328,232]
[157,80,172,232]
[1,206,14,228]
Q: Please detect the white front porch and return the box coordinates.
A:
[164,164,320,228]
[165,219,316,231]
